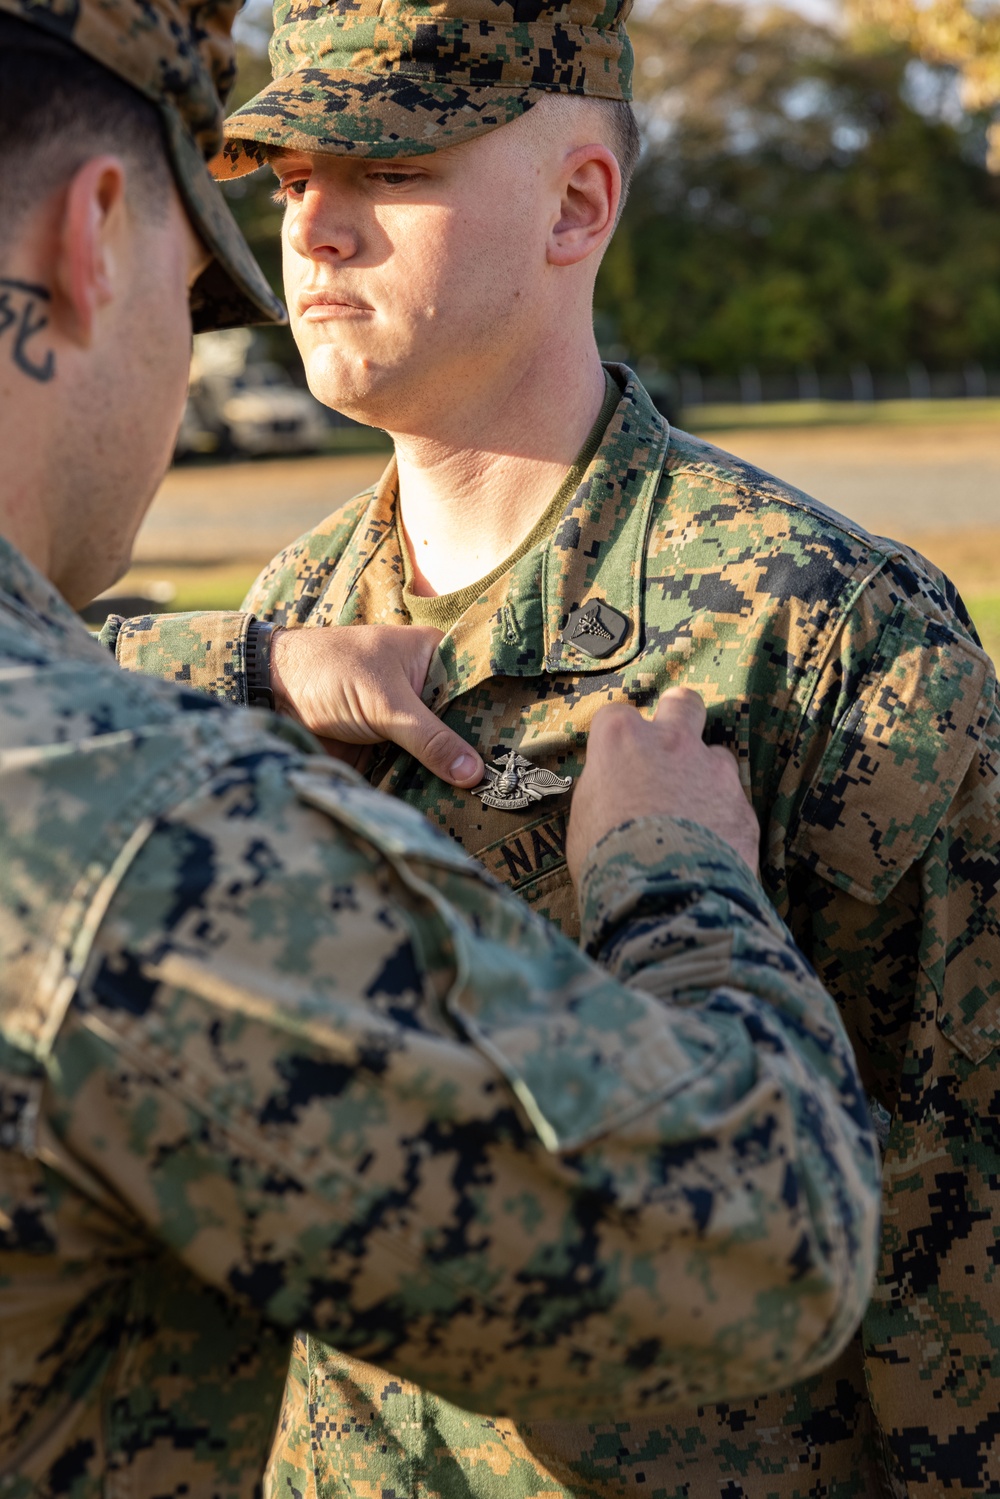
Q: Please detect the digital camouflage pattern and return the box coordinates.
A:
[214,0,634,178]
[102,605,255,703]
[110,366,1000,1495]
[0,531,880,1496]
[0,0,283,329]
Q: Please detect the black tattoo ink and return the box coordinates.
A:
[0,279,56,383]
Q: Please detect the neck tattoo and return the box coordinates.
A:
[0,279,56,383]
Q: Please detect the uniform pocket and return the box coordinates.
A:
[789,605,992,905]
[289,764,478,876]
[474,808,569,891]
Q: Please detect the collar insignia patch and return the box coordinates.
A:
[471,751,573,813]
[562,599,629,658]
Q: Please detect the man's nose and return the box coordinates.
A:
[285,189,360,263]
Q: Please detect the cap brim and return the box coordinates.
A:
[163,110,287,331]
[213,70,540,179]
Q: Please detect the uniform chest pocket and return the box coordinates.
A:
[789,604,992,906]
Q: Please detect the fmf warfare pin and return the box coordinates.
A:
[472,751,572,813]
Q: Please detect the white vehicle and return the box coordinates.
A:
[175,330,331,460]
[218,362,330,456]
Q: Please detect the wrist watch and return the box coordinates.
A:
[245,619,275,710]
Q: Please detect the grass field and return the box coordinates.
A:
[687,397,1000,431]
[968,595,1000,662]
[164,563,259,612]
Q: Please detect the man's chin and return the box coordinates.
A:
[304,357,394,428]
[63,536,133,612]
[65,487,162,613]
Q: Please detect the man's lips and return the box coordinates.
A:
[297,291,373,320]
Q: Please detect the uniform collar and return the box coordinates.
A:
[327,367,670,710]
[425,367,669,709]
[317,460,408,628]
[538,364,669,676]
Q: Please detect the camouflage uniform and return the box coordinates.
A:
[0,528,880,1495]
[5,0,877,1491]
[109,368,1000,1495]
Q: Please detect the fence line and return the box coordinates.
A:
[666,365,1000,407]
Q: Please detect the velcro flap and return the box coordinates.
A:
[289,765,477,874]
[790,606,991,904]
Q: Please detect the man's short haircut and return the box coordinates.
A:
[600,99,642,198]
[535,94,641,218]
[0,14,174,262]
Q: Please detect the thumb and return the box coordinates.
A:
[392,700,484,788]
[402,625,447,693]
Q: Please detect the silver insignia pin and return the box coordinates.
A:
[471,751,573,813]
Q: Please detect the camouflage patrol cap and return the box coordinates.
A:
[215,0,635,179]
[0,0,285,330]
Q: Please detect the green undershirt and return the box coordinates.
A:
[402,371,621,633]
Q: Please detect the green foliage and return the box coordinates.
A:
[597,0,1000,373]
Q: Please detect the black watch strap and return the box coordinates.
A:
[245,619,276,710]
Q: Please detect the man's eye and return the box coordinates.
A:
[272,178,309,205]
[371,172,415,187]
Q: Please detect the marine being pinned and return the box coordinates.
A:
[472,751,573,812]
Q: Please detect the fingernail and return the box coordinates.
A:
[450,753,479,781]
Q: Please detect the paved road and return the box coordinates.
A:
[132,423,1000,588]
[705,422,1000,537]
[133,451,389,565]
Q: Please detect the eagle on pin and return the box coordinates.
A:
[471,751,573,812]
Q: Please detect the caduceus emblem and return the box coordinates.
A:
[471,751,573,813]
[572,603,614,642]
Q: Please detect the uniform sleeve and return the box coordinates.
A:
[96,496,372,700]
[99,609,253,703]
[778,557,1000,1488]
[46,753,881,1423]
[863,696,1000,1491]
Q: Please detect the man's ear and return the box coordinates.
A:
[53,155,128,345]
[547,144,620,268]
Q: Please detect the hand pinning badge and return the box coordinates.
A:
[472,751,573,812]
[561,599,629,658]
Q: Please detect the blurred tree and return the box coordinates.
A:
[597,0,1000,373]
[853,0,1000,166]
